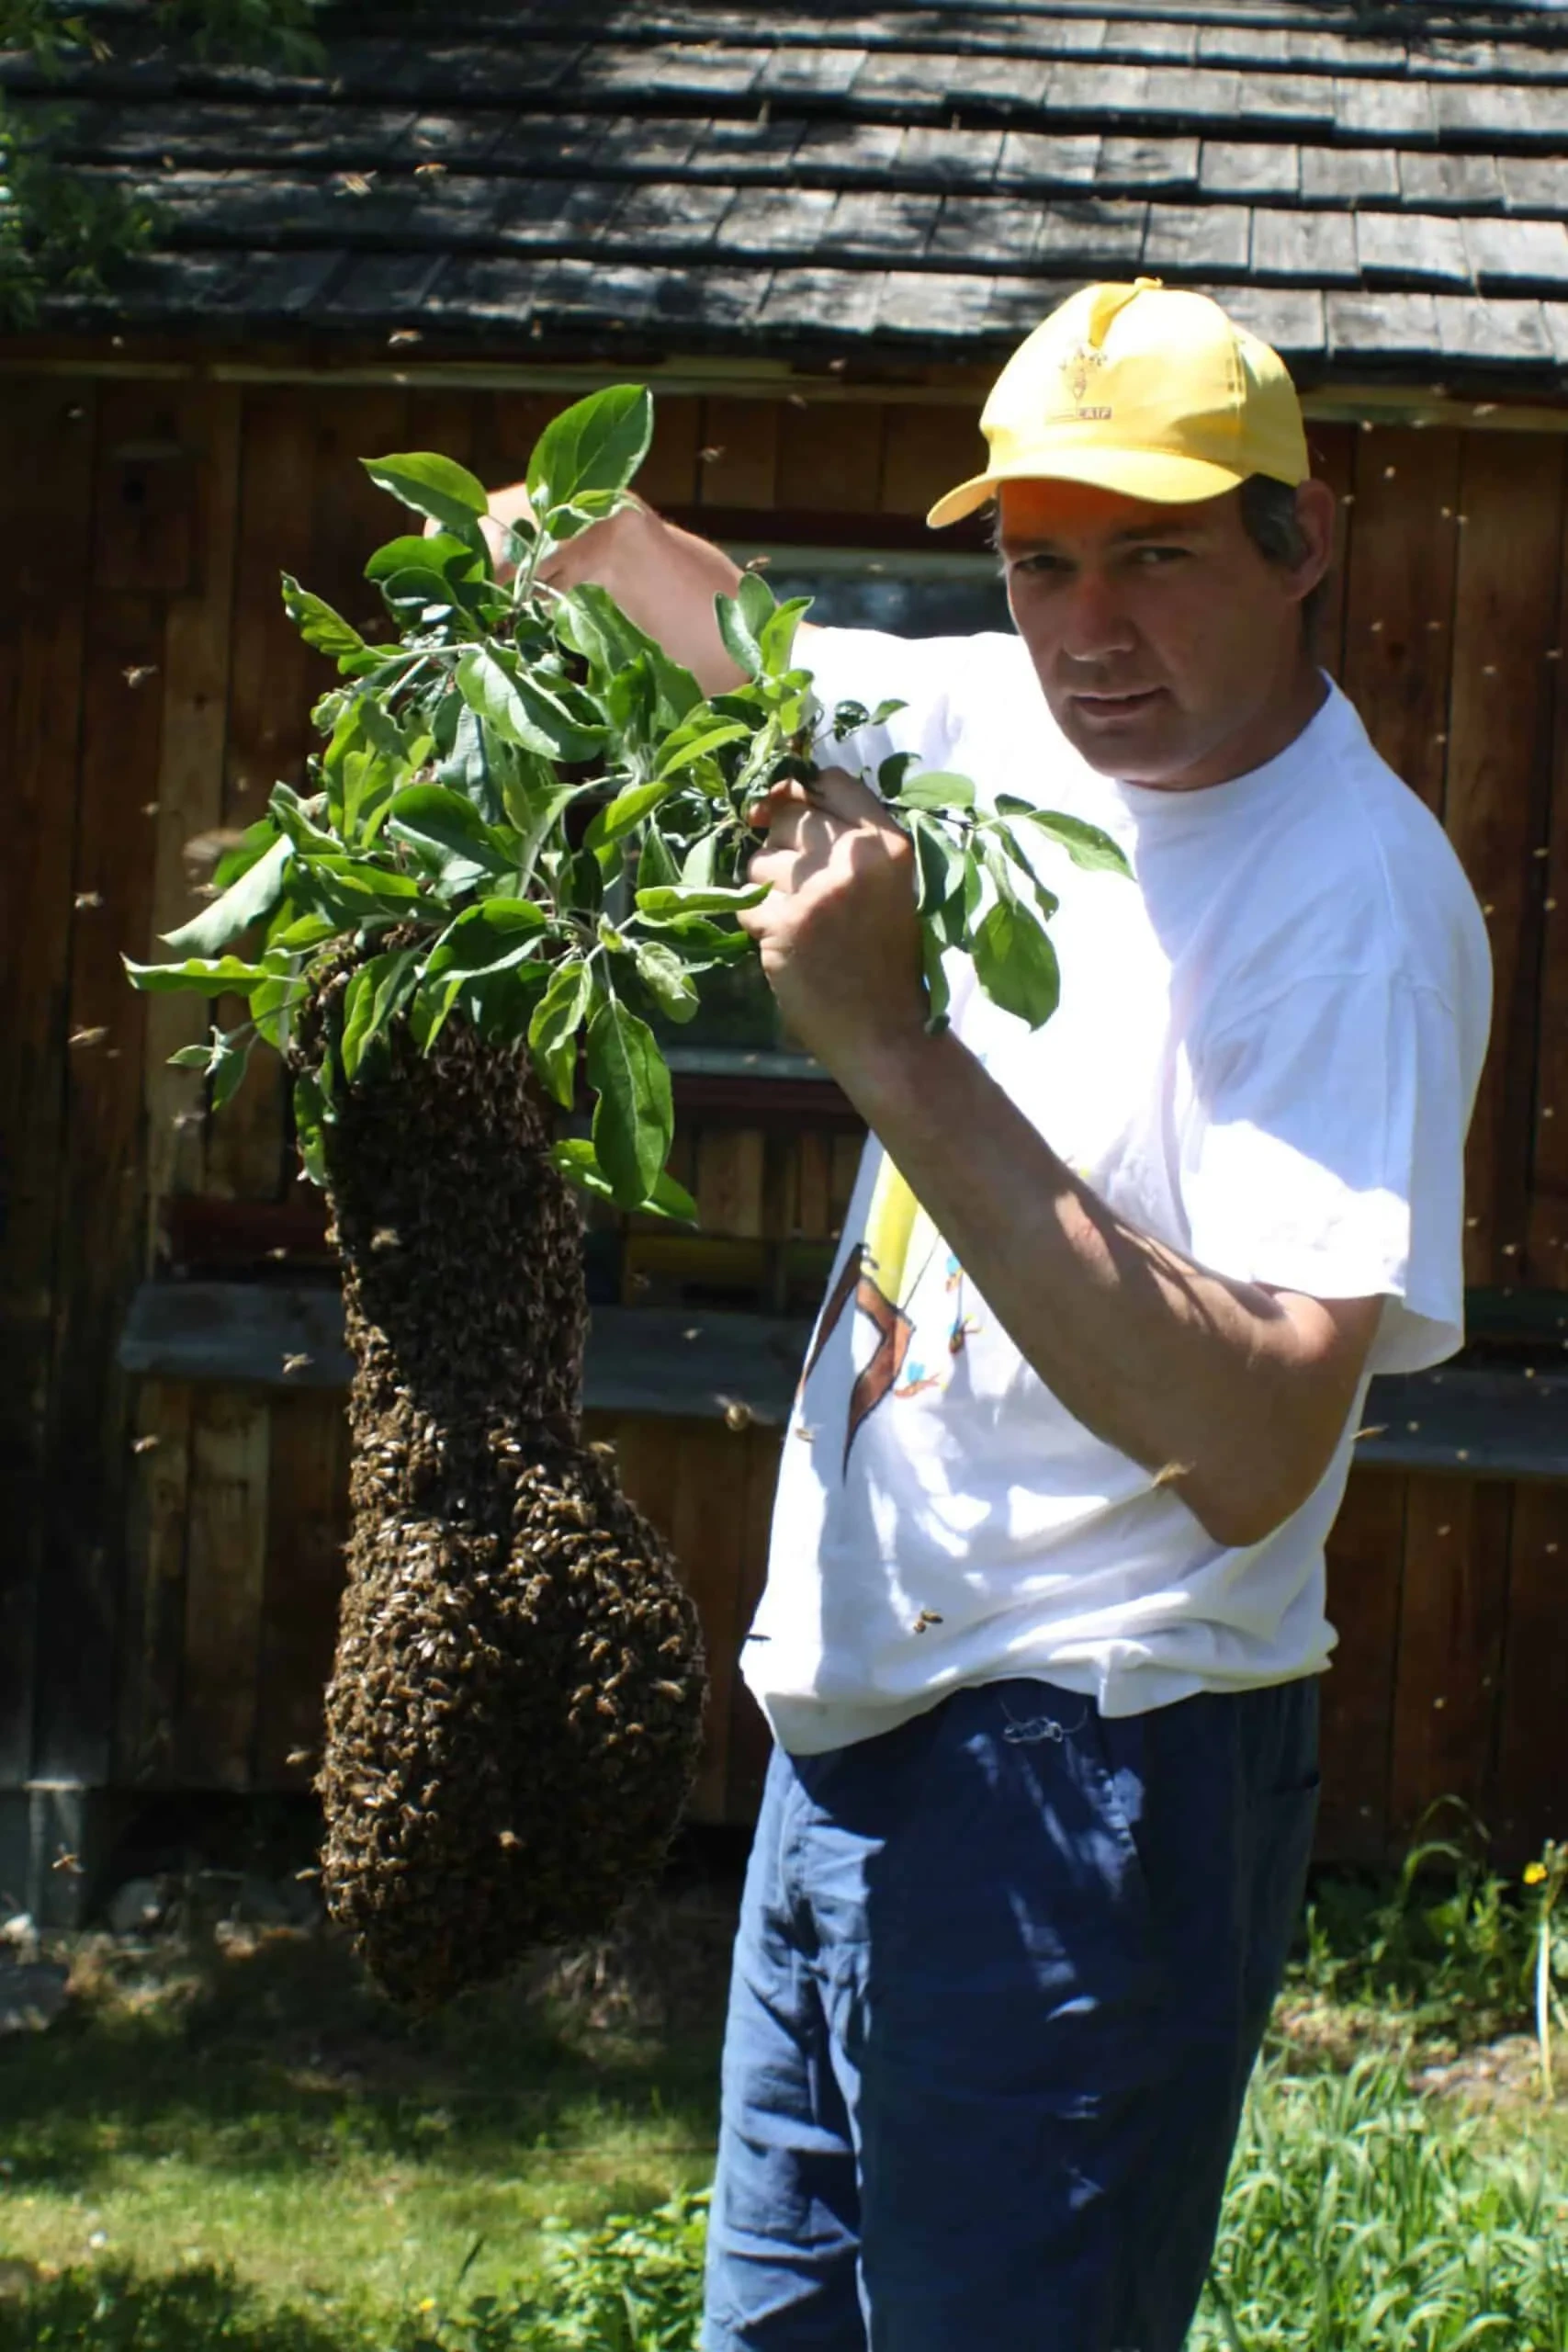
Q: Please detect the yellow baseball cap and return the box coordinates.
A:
[927,277,1310,528]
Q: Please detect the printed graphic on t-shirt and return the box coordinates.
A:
[796,1157,980,1469]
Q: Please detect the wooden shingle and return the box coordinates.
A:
[28,2,1568,378]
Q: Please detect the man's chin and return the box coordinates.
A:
[1057,707,1200,787]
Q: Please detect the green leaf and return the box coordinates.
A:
[906,812,967,919]
[920,926,952,1036]
[737,569,776,641]
[655,719,750,780]
[292,1070,330,1187]
[363,533,489,611]
[526,386,653,515]
[585,998,672,1210]
[551,1138,696,1224]
[269,781,340,854]
[716,591,764,681]
[993,798,1132,877]
[292,856,426,929]
[971,896,1062,1030]
[456,646,606,763]
[680,832,718,889]
[362,450,491,536]
[759,595,812,679]
[982,823,1060,930]
[894,769,976,813]
[637,822,679,890]
[211,817,283,893]
[124,953,287,997]
[424,898,548,985]
[527,955,592,1108]
[385,784,517,880]
[633,938,699,1023]
[635,911,751,964]
[209,1034,253,1113]
[339,947,421,1082]
[502,762,585,894]
[584,776,673,849]
[162,832,291,957]
[281,575,368,671]
[556,583,703,723]
[635,882,768,917]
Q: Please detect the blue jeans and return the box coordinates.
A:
[703,1675,1319,2352]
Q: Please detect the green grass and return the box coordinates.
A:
[0,1899,730,2334]
[1,1846,1565,2350]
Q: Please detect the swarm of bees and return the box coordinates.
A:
[294,961,706,2010]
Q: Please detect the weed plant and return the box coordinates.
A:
[1291,1807,1552,2052]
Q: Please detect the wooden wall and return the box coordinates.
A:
[1,362,1565,1857]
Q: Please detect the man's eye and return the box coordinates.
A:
[1131,544,1189,566]
[1011,552,1068,578]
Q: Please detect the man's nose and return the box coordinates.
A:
[1058,569,1137,664]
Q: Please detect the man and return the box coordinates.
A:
[482,279,1491,2349]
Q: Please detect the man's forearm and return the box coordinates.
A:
[833,1021,1373,1549]
[480,490,787,695]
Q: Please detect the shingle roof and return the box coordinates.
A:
[14,1,1568,379]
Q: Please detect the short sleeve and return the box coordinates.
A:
[1182,973,1480,1374]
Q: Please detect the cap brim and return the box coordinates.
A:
[926,447,1248,529]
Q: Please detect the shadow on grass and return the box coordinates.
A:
[0,2259,376,2352]
[0,1900,732,2197]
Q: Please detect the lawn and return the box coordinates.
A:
[1,1825,1565,2349]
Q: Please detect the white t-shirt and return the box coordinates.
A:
[742,628,1493,1755]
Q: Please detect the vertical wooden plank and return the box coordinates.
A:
[1304,419,1353,685]
[309,386,410,648]
[1525,531,1568,1290]
[254,1388,349,1785]
[1492,1481,1568,1863]
[1388,1473,1512,1842]
[143,380,243,1222]
[880,404,981,517]
[829,1133,864,1235]
[33,379,175,1784]
[210,390,321,1202]
[794,1130,833,1238]
[725,1423,784,1825]
[1337,426,1461,811]
[181,1386,271,1789]
[777,400,886,514]
[605,1411,682,1552]
[668,1418,752,1821]
[1444,434,1565,1286]
[1319,1466,1406,1862]
[118,1380,193,1786]
[477,390,559,489]
[0,377,95,1788]
[696,397,779,509]
[696,1127,767,1238]
[637,392,703,512]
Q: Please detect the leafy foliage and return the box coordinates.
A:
[0,0,318,323]
[127,384,1126,1217]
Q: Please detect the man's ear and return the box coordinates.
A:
[1292,478,1338,604]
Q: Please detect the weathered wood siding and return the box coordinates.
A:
[2,365,1565,1854]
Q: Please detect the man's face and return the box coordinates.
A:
[998,477,1328,790]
